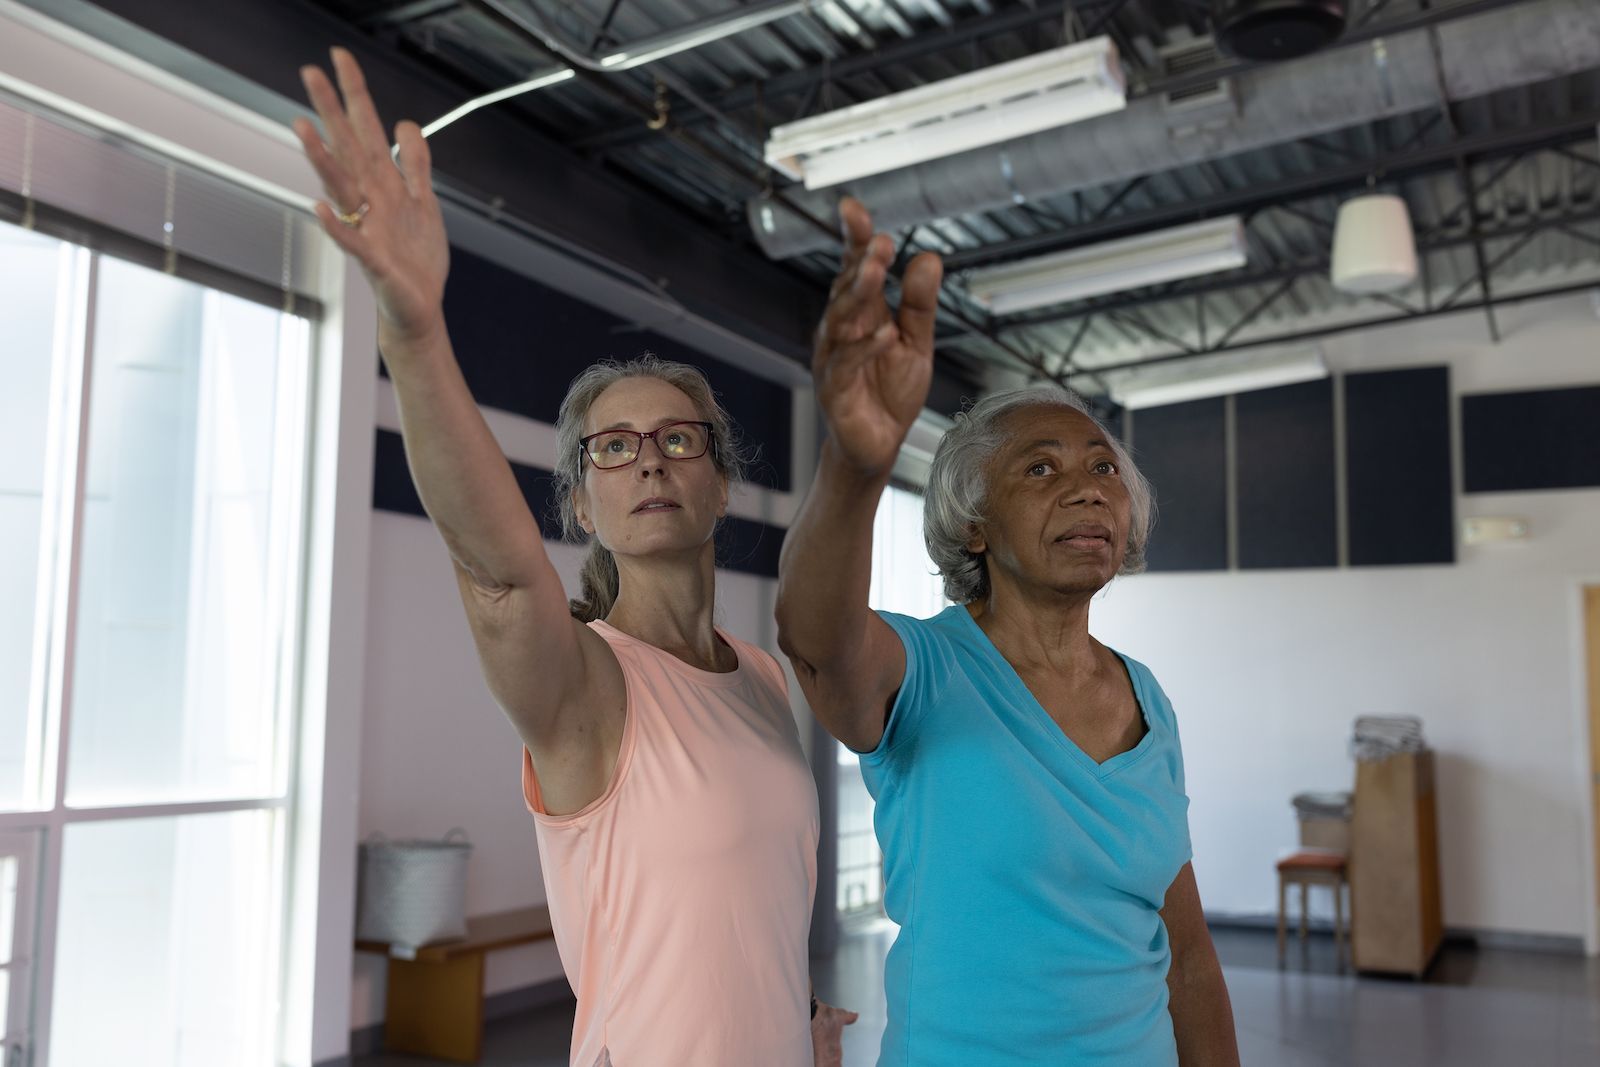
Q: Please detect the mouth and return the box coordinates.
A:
[1054,523,1113,550]
[632,497,682,514]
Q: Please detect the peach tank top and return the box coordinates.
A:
[522,620,820,1067]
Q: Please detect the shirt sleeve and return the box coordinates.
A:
[859,609,954,767]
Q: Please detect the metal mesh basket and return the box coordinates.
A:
[355,828,472,959]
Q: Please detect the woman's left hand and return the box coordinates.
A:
[811,999,860,1067]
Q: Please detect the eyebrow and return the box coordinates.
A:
[1017,437,1113,453]
[591,417,696,433]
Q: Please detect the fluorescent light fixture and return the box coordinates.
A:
[967,217,1248,314]
[764,37,1126,190]
[1107,348,1327,410]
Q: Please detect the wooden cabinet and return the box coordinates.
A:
[1349,749,1443,976]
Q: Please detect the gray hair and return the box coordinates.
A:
[552,354,749,622]
[923,384,1155,604]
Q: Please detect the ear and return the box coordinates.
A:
[716,470,729,519]
[572,487,595,535]
[964,524,987,556]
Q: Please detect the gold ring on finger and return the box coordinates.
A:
[336,201,371,227]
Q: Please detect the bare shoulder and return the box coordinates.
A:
[451,567,627,754]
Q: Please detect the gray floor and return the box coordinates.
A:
[354,921,1600,1066]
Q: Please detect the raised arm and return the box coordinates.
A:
[294,50,620,777]
[775,199,943,753]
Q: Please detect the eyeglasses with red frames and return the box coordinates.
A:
[580,421,714,470]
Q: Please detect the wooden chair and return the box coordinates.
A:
[355,904,557,1063]
[1276,814,1350,967]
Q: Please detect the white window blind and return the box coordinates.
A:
[0,87,324,316]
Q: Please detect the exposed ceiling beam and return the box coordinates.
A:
[943,112,1600,273]
[357,0,458,28]
[575,0,1534,155]
[992,198,1600,331]
[1059,276,1600,383]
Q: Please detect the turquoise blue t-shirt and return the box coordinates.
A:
[861,606,1193,1066]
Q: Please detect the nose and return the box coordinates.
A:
[634,436,669,477]
[1059,471,1108,508]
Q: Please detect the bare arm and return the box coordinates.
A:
[294,50,620,777]
[775,199,943,753]
[1161,862,1240,1067]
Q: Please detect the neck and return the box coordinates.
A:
[605,540,722,661]
[968,574,1100,674]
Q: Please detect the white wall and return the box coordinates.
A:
[351,391,801,1030]
[1089,292,1600,946]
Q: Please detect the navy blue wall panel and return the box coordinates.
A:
[383,247,794,490]
[1132,397,1229,572]
[1462,385,1600,492]
[1344,367,1455,566]
[372,429,783,579]
[1236,379,1338,569]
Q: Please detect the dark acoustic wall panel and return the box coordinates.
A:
[1131,397,1228,572]
[383,247,795,490]
[372,430,784,579]
[1461,385,1600,492]
[1235,379,1338,569]
[1344,367,1455,566]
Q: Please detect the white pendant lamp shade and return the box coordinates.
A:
[1330,193,1418,294]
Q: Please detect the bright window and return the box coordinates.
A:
[0,218,313,1067]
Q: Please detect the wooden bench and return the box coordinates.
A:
[356,904,557,1063]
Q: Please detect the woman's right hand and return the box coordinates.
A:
[811,197,943,478]
[293,47,449,344]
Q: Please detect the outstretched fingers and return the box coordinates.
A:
[292,116,364,214]
[393,120,435,202]
[895,251,945,357]
[299,63,360,168]
[330,47,391,162]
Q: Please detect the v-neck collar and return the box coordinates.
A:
[951,606,1157,780]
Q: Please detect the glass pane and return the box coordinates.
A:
[50,811,282,1067]
[0,222,76,812]
[66,255,308,807]
[868,485,947,618]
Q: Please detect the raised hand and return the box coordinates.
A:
[293,47,449,344]
[812,197,944,478]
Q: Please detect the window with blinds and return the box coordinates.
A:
[0,87,325,317]
[0,85,320,1067]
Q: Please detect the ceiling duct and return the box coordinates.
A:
[1212,0,1348,62]
[748,0,1600,260]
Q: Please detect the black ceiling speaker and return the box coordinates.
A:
[1212,0,1348,61]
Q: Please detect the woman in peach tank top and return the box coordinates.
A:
[292,49,854,1067]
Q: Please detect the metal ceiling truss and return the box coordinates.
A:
[1026,205,1600,386]
[942,111,1600,275]
[458,0,1062,379]
[990,196,1600,335]
[576,0,1536,156]
[1056,276,1600,392]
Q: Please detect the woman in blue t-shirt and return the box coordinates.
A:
[776,197,1239,1066]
